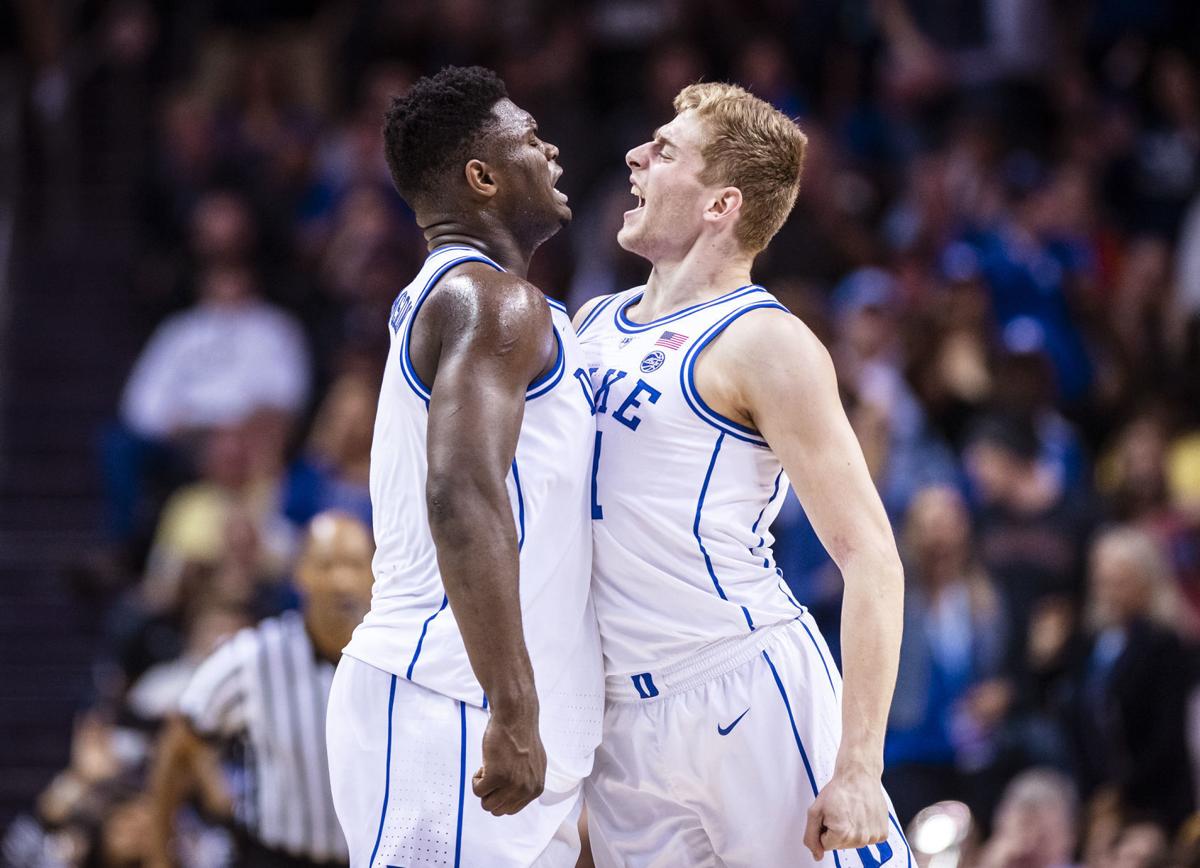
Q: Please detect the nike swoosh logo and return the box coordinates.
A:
[717,708,750,736]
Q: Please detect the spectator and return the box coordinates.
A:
[975,768,1081,868]
[885,485,1010,827]
[282,373,376,529]
[1097,413,1200,623]
[959,161,1097,407]
[99,261,309,556]
[1055,526,1197,832]
[119,263,310,441]
[141,425,295,612]
[832,267,959,519]
[966,413,1095,693]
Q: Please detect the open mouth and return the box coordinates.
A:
[550,170,568,204]
[627,184,645,214]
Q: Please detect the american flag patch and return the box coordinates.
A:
[655,330,688,349]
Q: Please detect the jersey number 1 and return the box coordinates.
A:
[591,431,604,520]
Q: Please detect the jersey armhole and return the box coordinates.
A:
[679,301,790,448]
[399,255,506,406]
[575,292,623,337]
[525,325,565,400]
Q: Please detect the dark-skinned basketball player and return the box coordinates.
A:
[326,66,603,868]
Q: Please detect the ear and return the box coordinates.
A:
[703,186,743,227]
[464,158,499,199]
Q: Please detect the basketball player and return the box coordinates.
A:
[325,67,603,868]
[574,83,912,867]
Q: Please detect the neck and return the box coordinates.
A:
[421,215,539,278]
[639,238,754,317]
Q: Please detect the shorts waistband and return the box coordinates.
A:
[605,618,802,702]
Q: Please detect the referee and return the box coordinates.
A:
[147,511,374,867]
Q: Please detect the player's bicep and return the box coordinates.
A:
[425,279,551,488]
[742,322,894,567]
[426,349,529,481]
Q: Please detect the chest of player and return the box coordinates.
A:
[578,327,696,440]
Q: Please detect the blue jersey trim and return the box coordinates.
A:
[778,581,806,614]
[750,469,785,566]
[741,606,756,630]
[576,293,622,337]
[367,674,398,868]
[454,701,467,868]
[406,594,449,680]
[511,459,526,551]
[525,327,565,400]
[400,252,564,404]
[798,616,838,698]
[694,432,752,634]
[400,254,502,403]
[614,285,766,334]
[680,300,789,447]
[590,430,605,520]
[694,433,731,603]
[765,643,841,868]
[891,814,914,868]
[546,297,568,314]
[762,650,821,797]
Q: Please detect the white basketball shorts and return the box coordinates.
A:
[326,655,582,868]
[584,616,913,868]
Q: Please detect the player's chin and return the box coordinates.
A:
[616,226,644,255]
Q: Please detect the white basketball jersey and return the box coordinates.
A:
[344,245,604,790]
[577,284,805,680]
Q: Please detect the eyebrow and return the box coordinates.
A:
[652,128,675,149]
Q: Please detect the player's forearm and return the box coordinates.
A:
[835,550,904,777]
[427,476,538,711]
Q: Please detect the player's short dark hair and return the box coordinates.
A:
[383,66,509,204]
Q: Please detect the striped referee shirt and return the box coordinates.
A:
[178,610,347,863]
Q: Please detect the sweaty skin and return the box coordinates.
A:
[415,260,556,816]
[402,95,569,817]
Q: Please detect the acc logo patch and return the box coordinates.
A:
[640,350,666,373]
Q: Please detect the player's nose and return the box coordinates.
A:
[626,142,648,171]
[544,140,559,163]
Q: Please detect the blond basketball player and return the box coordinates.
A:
[574,84,912,867]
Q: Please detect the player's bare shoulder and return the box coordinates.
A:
[411,260,555,385]
[706,304,832,387]
[425,262,552,337]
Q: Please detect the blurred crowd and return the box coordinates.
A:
[7,0,1200,865]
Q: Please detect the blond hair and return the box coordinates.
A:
[673,82,808,253]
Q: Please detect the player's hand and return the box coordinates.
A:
[472,701,547,816]
[803,763,889,861]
